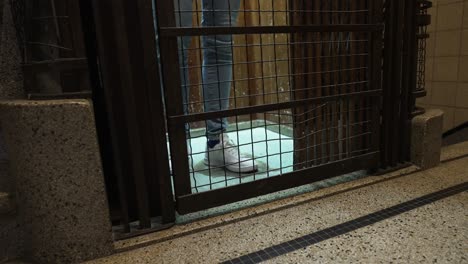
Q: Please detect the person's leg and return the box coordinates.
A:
[202,1,257,173]
[201,0,240,141]
[174,0,193,116]
[172,0,194,170]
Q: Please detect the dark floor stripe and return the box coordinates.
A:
[222,182,468,264]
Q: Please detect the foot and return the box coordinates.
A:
[204,134,258,173]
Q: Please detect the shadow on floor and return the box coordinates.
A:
[443,123,468,146]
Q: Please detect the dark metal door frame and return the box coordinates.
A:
[89,0,175,233]
[380,0,432,169]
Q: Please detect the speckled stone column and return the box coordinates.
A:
[0,100,113,263]
[411,109,444,170]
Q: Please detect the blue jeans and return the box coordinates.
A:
[174,0,240,140]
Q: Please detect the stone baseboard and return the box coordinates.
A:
[411,109,444,170]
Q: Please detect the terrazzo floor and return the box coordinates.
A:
[86,141,468,264]
[264,191,467,264]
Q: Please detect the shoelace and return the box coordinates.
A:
[222,138,238,155]
[222,137,251,160]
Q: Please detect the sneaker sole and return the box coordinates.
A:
[204,159,258,174]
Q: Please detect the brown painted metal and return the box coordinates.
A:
[92,0,427,231]
[399,0,414,164]
[177,152,380,214]
[159,24,383,37]
[370,0,384,159]
[155,0,385,215]
[290,0,307,170]
[90,0,175,232]
[170,90,382,124]
[43,0,426,232]
[13,0,428,234]
[155,0,192,197]
[379,0,430,168]
[92,0,151,229]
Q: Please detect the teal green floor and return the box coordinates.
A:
[187,127,294,193]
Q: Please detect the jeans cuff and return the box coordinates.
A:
[207,134,221,141]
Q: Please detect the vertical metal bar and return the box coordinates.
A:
[303,0,314,167]
[355,0,366,153]
[321,0,331,164]
[90,0,133,232]
[400,0,418,163]
[155,0,192,197]
[112,0,154,229]
[134,0,175,223]
[244,0,259,128]
[338,1,346,161]
[304,0,312,167]
[381,0,395,168]
[271,0,283,175]
[362,0,370,152]
[305,0,312,167]
[243,0,257,182]
[256,0,271,177]
[230,0,242,184]
[291,0,307,170]
[389,0,405,166]
[90,0,177,230]
[408,0,421,155]
[341,0,352,159]
[348,0,358,156]
[312,0,323,165]
[331,0,340,162]
[369,0,384,160]
[80,0,124,224]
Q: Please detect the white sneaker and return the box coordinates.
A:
[187,141,193,173]
[204,134,258,173]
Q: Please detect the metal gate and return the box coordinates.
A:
[8,0,429,236]
[155,0,383,214]
[81,0,429,236]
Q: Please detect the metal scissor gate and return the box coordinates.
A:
[86,0,429,235]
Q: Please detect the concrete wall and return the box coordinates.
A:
[418,0,468,132]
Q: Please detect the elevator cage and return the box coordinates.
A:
[11,0,431,237]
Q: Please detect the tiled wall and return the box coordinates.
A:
[418,0,468,132]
